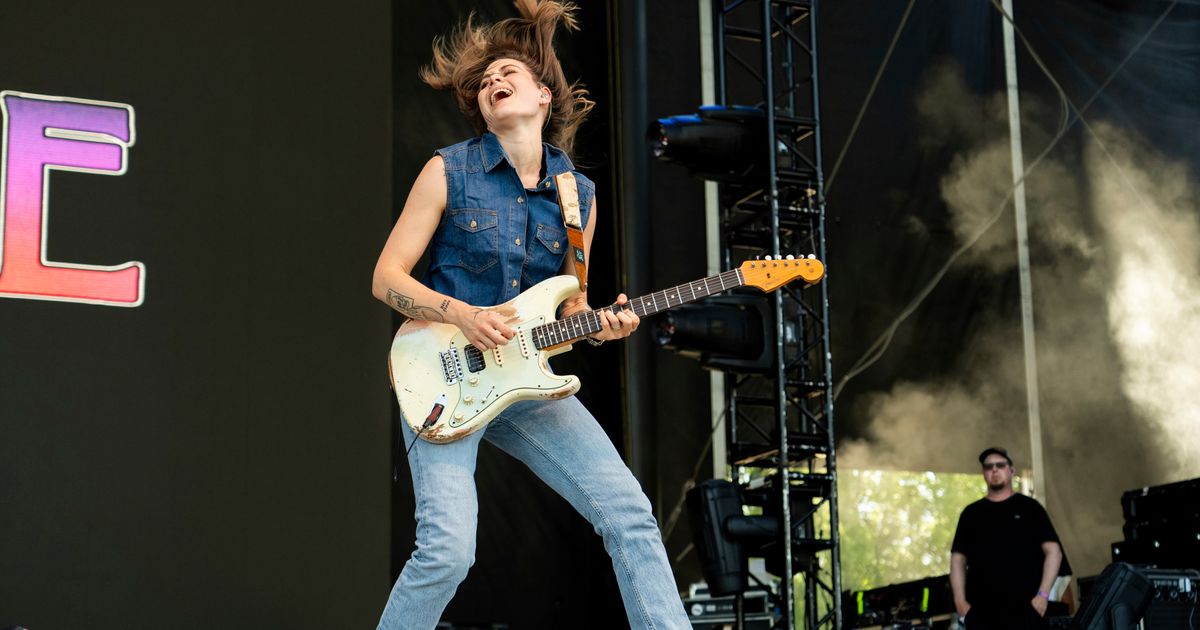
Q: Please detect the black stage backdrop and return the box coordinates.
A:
[0,1,394,628]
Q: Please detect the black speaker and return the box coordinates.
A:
[1139,567,1200,629]
[1073,563,1154,629]
[1142,601,1199,629]
[1121,478,1200,522]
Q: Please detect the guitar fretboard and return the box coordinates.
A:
[530,269,745,350]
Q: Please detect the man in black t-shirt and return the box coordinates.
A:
[950,447,1064,629]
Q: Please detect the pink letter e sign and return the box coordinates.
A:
[0,91,144,307]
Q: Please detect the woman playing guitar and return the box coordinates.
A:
[371,2,690,628]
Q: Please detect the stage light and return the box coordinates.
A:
[687,479,749,596]
[687,479,778,596]
[648,105,765,182]
[1073,563,1154,629]
[655,292,790,373]
[686,477,820,596]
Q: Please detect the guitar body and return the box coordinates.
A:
[388,275,582,443]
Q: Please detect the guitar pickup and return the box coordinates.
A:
[464,345,487,373]
[491,346,504,367]
[516,329,531,358]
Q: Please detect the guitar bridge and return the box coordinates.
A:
[439,347,463,384]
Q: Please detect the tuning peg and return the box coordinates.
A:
[786,255,795,260]
[807,254,816,259]
[764,255,773,260]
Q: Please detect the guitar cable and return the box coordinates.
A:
[407,420,434,456]
[394,418,432,482]
[397,398,446,481]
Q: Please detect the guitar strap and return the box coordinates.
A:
[553,171,587,293]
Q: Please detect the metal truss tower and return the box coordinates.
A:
[712,1,841,628]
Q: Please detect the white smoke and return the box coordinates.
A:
[1089,125,1200,475]
[842,62,1200,575]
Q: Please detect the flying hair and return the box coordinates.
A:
[419,0,595,157]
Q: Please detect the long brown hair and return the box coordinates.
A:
[419,0,595,157]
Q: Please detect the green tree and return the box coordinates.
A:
[838,470,995,592]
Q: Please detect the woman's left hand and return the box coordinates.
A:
[591,293,639,342]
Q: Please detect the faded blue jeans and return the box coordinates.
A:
[378,397,690,629]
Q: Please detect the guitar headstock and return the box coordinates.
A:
[739,255,825,292]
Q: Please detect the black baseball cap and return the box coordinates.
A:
[978,447,1013,466]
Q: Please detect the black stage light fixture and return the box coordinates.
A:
[687,477,817,597]
[687,479,749,596]
[1073,563,1154,629]
[687,479,779,597]
[656,292,790,373]
[649,105,765,182]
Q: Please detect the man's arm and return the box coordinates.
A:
[950,551,970,617]
[1031,541,1063,616]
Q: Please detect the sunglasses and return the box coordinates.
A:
[982,461,1010,471]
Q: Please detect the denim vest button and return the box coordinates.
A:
[515,238,521,246]
[511,279,518,288]
[517,197,524,203]
[470,219,477,228]
[553,241,560,249]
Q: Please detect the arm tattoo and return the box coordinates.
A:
[440,299,451,313]
[386,289,445,322]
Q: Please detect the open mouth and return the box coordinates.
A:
[490,88,513,105]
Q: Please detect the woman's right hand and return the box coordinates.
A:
[454,305,516,349]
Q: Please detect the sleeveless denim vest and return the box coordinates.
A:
[424,132,595,307]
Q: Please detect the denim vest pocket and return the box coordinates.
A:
[524,223,568,285]
[444,208,499,273]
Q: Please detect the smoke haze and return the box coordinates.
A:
[1090,125,1200,473]
[840,62,1200,576]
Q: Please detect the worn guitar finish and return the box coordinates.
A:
[388,257,825,443]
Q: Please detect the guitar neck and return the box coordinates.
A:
[532,269,746,349]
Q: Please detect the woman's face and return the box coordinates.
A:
[477,57,549,131]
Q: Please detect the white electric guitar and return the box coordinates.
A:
[388,256,825,443]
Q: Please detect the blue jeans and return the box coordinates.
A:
[378,397,691,630]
